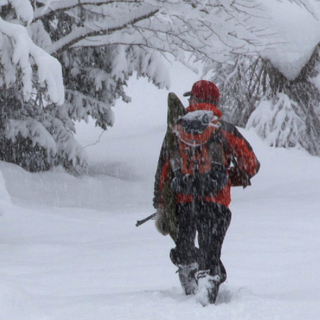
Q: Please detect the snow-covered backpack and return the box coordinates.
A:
[170,110,229,196]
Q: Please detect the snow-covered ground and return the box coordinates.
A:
[1,62,320,320]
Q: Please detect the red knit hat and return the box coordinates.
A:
[183,80,220,104]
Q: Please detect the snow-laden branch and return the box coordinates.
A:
[246,93,306,148]
[40,0,269,61]
[34,0,143,20]
[0,17,64,104]
[8,0,34,25]
[71,12,266,65]
[47,5,159,56]
[5,118,57,154]
[289,0,320,20]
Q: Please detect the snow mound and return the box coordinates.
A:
[0,282,45,320]
[0,170,11,215]
[88,162,140,181]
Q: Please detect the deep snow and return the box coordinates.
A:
[1,62,320,320]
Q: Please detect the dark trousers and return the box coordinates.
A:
[170,201,231,283]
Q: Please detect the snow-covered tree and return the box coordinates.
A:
[205,46,320,156]
[0,1,65,172]
[0,0,268,172]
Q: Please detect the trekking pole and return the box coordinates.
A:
[136,213,156,227]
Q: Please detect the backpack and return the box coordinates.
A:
[170,110,229,196]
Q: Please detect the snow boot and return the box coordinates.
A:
[177,262,199,295]
[196,270,221,306]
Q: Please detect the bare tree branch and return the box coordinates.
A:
[34,0,143,20]
[48,8,159,56]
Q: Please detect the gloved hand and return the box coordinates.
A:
[155,209,169,236]
[228,167,251,188]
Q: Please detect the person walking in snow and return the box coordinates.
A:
[153,80,260,305]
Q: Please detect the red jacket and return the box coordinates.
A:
[153,103,260,208]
